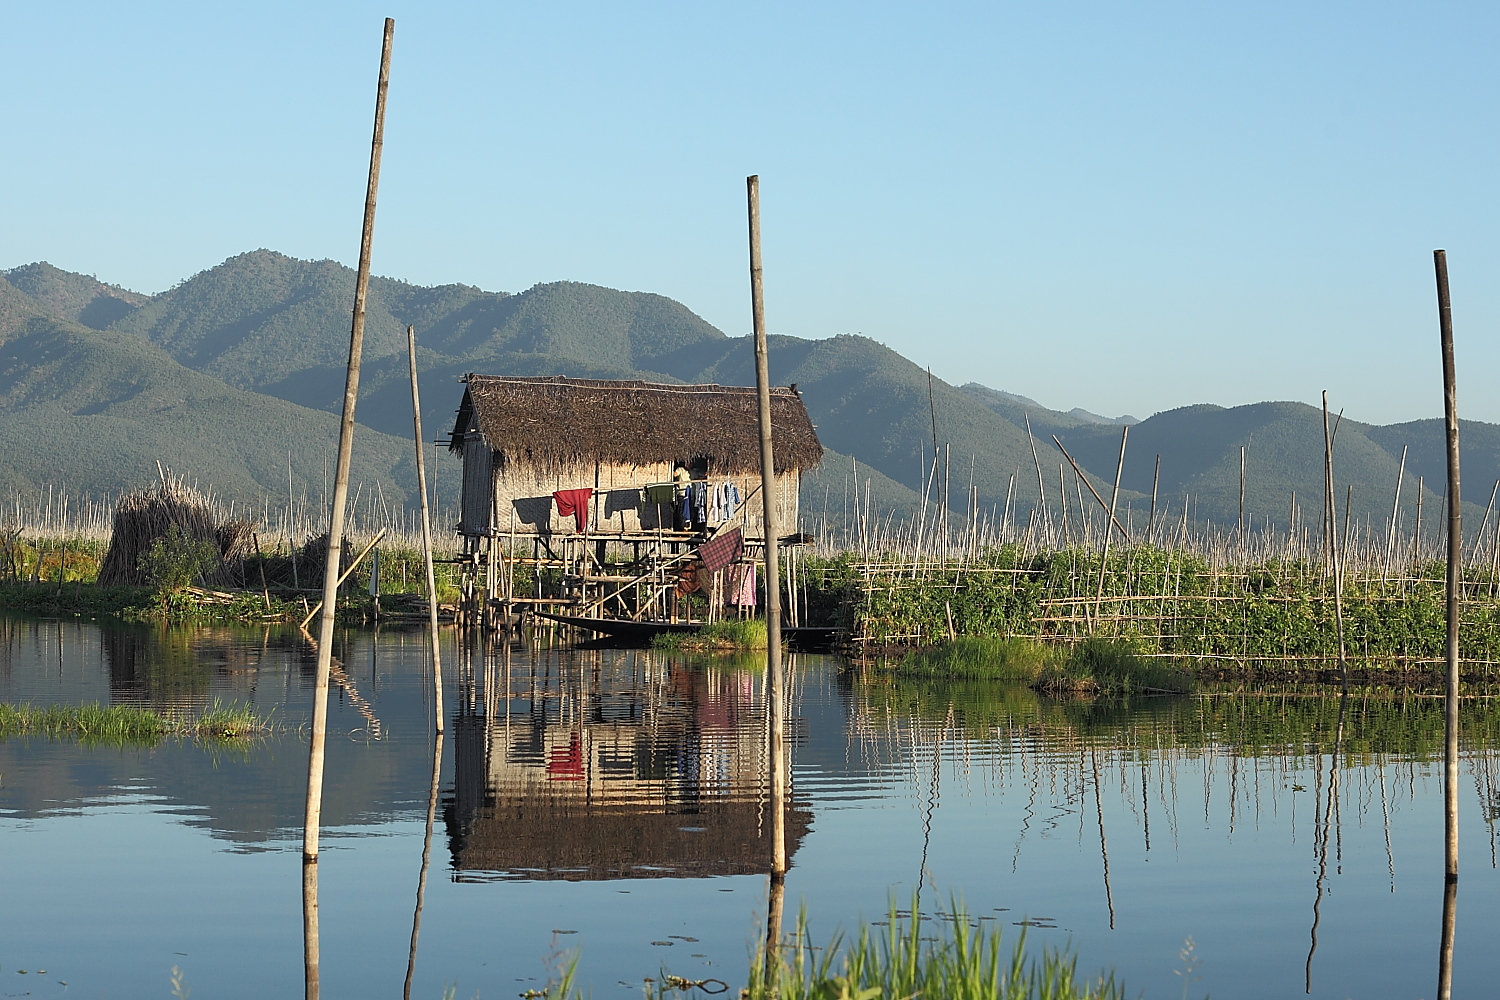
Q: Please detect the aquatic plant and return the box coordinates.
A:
[1037,637,1194,695]
[655,897,1123,1000]
[651,618,769,651]
[0,700,264,746]
[899,636,1057,682]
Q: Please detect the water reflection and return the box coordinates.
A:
[445,646,811,880]
[7,613,1500,998]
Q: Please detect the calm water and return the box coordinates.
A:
[3,612,1499,998]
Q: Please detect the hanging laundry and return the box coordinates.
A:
[644,482,676,505]
[721,482,740,521]
[675,560,702,596]
[697,527,744,574]
[728,561,757,607]
[552,488,592,531]
[691,481,708,526]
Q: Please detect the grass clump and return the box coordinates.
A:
[658,896,1122,1000]
[1037,637,1194,695]
[651,618,768,651]
[0,700,265,746]
[899,636,1057,682]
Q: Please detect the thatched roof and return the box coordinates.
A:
[450,375,823,475]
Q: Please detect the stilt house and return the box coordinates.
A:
[449,375,823,539]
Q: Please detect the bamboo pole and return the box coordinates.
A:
[407,325,445,734]
[1433,248,1461,1000]
[1470,480,1497,568]
[298,529,389,631]
[1148,454,1160,545]
[1414,476,1426,567]
[747,175,786,878]
[252,531,272,610]
[304,21,393,1000]
[1322,391,1348,687]
[1094,425,1129,620]
[1238,444,1247,549]
[1385,446,1407,578]
[1052,435,1131,541]
[1025,415,1050,545]
[401,731,443,1000]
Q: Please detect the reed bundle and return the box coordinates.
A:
[97,479,246,587]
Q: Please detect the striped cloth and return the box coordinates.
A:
[697,527,744,574]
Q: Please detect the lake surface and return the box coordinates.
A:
[3,612,1499,998]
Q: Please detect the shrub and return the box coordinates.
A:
[138,525,220,593]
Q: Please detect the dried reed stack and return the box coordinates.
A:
[97,479,251,587]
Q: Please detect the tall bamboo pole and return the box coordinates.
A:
[407,325,445,734]
[1025,415,1050,545]
[747,175,786,878]
[303,19,393,1000]
[1147,454,1160,545]
[401,731,443,1000]
[1385,445,1407,577]
[1094,425,1128,620]
[1433,248,1461,1000]
[1322,391,1348,688]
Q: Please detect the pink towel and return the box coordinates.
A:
[553,489,592,531]
[728,561,757,607]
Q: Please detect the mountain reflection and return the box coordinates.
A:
[444,647,810,880]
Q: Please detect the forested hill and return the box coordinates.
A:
[3,250,1494,532]
[0,272,436,503]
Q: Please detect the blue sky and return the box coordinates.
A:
[4,1,1500,424]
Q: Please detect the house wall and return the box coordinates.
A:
[460,456,800,538]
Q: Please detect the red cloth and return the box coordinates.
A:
[697,527,744,574]
[553,488,592,531]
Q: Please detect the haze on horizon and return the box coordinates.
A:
[5,1,1500,426]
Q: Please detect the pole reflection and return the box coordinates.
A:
[403,731,444,1000]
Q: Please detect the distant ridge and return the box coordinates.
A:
[1,250,1494,531]
[958,383,1136,426]
[4,261,148,330]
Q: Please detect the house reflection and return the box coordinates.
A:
[445,649,810,881]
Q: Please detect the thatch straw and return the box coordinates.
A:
[451,376,823,475]
[98,480,239,587]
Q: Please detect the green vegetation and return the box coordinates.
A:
[662,899,1121,1000]
[830,546,1500,676]
[138,525,220,592]
[0,532,106,584]
[1036,637,1194,695]
[900,636,1056,682]
[0,700,264,747]
[522,896,1122,1000]
[0,578,302,623]
[0,270,446,507]
[651,618,768,651]
[0,581,148,617]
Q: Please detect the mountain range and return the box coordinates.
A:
[1,250,1490,537]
